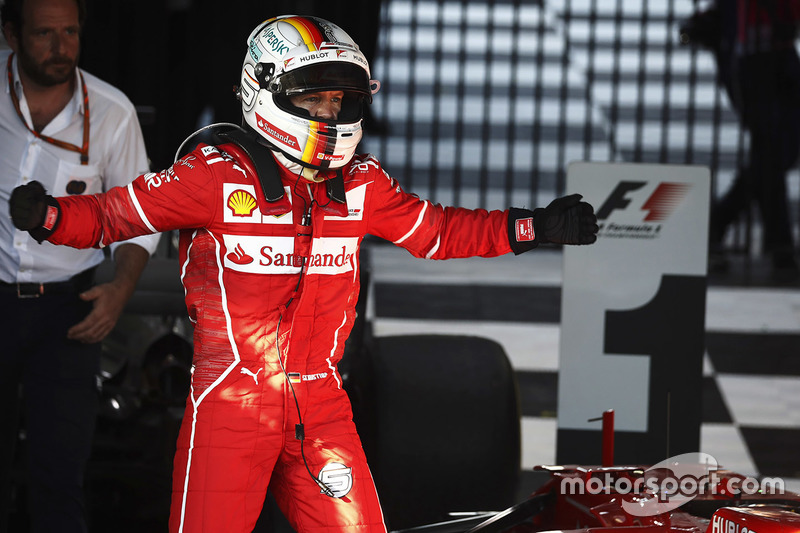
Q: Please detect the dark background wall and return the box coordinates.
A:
[78,0,382,171]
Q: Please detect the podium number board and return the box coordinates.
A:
[557,162,710,465]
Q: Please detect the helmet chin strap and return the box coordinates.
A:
[302,167,325,183]
[273,151,325,182]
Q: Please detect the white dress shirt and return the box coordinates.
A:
[0,50,160,283]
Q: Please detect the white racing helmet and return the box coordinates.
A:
[238,15,378,170]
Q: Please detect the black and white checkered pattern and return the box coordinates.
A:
[362,0,800,211]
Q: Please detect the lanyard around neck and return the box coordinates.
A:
[6,53,90,165]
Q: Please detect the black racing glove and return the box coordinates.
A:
[9,180,61,243]
[508,194,599,254]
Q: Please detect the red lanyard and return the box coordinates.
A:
[6,53,90,165]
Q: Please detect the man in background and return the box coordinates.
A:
[0,0,159,530]
[684,0,800,280]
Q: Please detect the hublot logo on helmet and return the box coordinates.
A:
[300,51,330,62]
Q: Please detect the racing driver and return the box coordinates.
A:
[9,14,599,533]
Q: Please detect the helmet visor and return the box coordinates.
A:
[279,62,372,101]
[275,90,367,124]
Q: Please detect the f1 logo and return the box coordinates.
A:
[597,181,691,222]
[596,181,645,220]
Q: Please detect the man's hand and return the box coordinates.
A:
[534,194,599,245]
[9,181,61,243]
[67,282,129,344]
[68,243,150,344]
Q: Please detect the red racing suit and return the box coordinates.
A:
[47,142,517,532]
